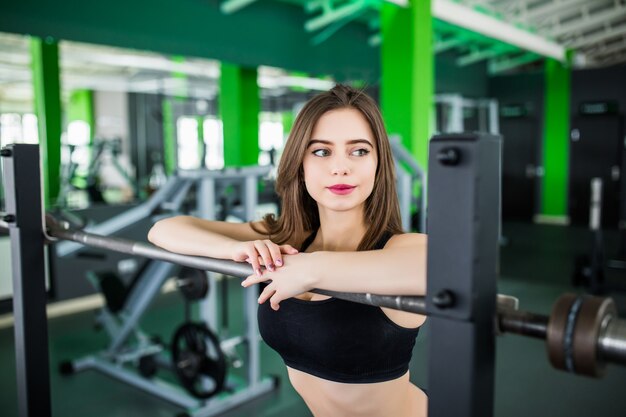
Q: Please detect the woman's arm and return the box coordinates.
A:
[311,233,427,296]
[147,215,270,260]
[242,233,427,311]
[149,216,299,276]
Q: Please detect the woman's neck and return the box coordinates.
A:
[312,206,367,252]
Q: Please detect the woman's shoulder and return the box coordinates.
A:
[383,232,427,249]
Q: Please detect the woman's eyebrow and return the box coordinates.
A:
[308,139,373,147]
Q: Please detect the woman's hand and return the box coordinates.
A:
[230,240,299,277]
[241,252,318,311]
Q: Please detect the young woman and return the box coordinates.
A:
[148,84,428,417]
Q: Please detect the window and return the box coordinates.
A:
[0,113,39,146]
[204,117,224,170]
[259,112,283,166]
[177,117,201,170]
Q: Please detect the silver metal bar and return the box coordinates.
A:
[42,219,626,368]
[599,318,626,366]
[243,173,261,387]
[109,261,176,353]
[198,177,218,333]
[55,176,181,257]
[397,169,412,232]
[590,178,603,231]
[489,99,499,135]
[178,166,270,180]
[72,356,200,409]
[498,309,549,339]
[160,178,194,212]
[48,223,430,312]
[190,378,275,417]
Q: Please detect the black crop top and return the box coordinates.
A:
[257,230,420,384]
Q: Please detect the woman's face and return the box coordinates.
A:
[302,108,378,213]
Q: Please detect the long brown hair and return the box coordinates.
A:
[252,84,403,251]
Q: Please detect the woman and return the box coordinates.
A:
[148,84,428,417]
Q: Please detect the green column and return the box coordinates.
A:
[541,57,571,218]
[220,63,259,166]
[380,0,433,169]
[162,98,177,175]
[31,37,62,208]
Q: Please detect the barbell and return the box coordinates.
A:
[3,213,624,379]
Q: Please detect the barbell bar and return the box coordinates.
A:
[3,214,626,378]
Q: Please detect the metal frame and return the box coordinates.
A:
[2,145,52,417]
[0,139,498,417]
[435,94,500,135]
[425,133,500,417]
[4,147,276,417]
[390,135,427,233]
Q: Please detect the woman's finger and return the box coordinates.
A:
[279,244,299,255]
[258,285,275,304]
[254,240,275,271]
[245,244,263,276]
[265,240,283,267]
[269,293,281,311]
[241,273,270,287]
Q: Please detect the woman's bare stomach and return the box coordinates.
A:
[286,366,427,417]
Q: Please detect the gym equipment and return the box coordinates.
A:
[390,134,426,233]
[573,178,606,293]
[171,322,227,399]
[572,178,626,294]
[568,101,623,227]
[56,164,273,416]
[3,135,626,417]
[10,153,275,416]
[435,94,499,135]
[57,137,139,207]
[177,267,210,301]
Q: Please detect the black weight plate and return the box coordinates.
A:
[171,322,226,399]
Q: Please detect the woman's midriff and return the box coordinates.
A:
[286,366,427,417]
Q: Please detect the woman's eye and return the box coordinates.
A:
[312,149,330,157]
[352,148,370,156]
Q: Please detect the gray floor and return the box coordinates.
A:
[1,221,626,417]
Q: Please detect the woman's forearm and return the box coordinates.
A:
[147,216,238,260]
[311,245,427,296]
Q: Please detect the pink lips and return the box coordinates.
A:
[328,184,356,195]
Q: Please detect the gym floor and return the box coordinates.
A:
[1,221,626,417]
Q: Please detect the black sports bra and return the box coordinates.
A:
[257,230,420,383]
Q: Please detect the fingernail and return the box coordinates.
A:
[256,268,262,276]
[276,259,283,266]
[241,280,247,287]
[268,263,275,271]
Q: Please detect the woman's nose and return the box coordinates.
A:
[332,165,350,175]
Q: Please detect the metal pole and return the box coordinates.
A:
[1,144,52,417]
[426,133,501,417]
[198,177,218,333]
